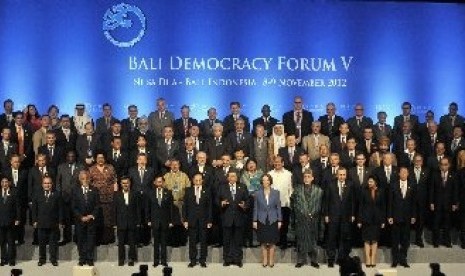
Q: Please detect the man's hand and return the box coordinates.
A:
[14,220,20,226]
[388,218,394,225]
[183,222,188,229]
[147,222,151,227]
[278,222,282,229]
[238,201,246,209]
[452,205,458,212]
[81,216,89,223]
[324,216,329,224]
[430,204,435,211]
[169,223,173,228]
[357,223,362,229]
[411,218,416,224]
[33,222,38,228]
[221,200,229,207]
[351,216,355,223]
[207,223,212,229]
[113,183,118,192]
[381,223,385,229]
[253,222,257,229]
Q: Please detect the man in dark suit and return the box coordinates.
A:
[128,153,155,246]
[183,173,213,268]
[409,154,430,247]
[330,123,351,154]
[439,102,465,140]
[9,111,34,168]
[420,122,443,159]
[426,142,447,172]
[73,169,100,266]
[218,171,249,267]
[113,176,140,266]
[199,107,222,139]
[429,157,458,248]
[3,154,27,244]
[0,175,20,266]
[173,105,198,141]
[346,104,373,143]
[101,121,129,152]
[392,121,419,157]
[179,137,198,174]
[252,104,278,137]
[388,167,416,268]
[292,153,316,186]
[278,134,304,171]
[310,144,331,185]
[397,139,418,168]
[393,102,419,135]
[282,96,313,143]
[146,176,174,267]
[121,104,140,133]
[223,101,250,136]
[0,128,17,170]
[54,114,78,154]
[358,126,377,158]
[76,122,101,166]
[447,125,465,159]
[374,153,399,196]
[319,102,344,140]
[205,123,229,168]
[147,97,175,139]
[320,153,342,191]
[324,167,355,267]
[95,103,118,135]
[128,116,157,151]
[56,150,84,245]
[339,137,361,169]
[373,111,393,142]
[155,126,180,174]
[188,151,215,190]
[188,125,206,152]
[107,136,129,180]
[0,99,14,132]
[28,154,56,206]
[129,134,157,169]
[32,176,63,266]
[226,118,253,157]
[38,131,65,170]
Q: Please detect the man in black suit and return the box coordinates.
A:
[252,104,278,137]
[226,118,253,157]
[9,111,34,168]
[0,99,14,132]
[393,102,419,135]
[373,111,393,142]
[319,102,344,140]
[320,153,342,191]
[330,123,351,154]
[188,125,206,152]
[0,175,20,266]
[409,154,430,247]
[146,176,174,267]
[107,136,129,180]
[429,157,458,248]
[292,153,315,186]
[121,104,140,133]
[128,116,157,151]
[397,139,418,169]
[420,121,443,159]
[388,167,416,268]
[3,154,27,244]
[426,142,447,172]
[128,153,155,246]
[55,114,78,154]
[374,153,399,197]
[101,121,129,153]
[278,134,304,171]
[179,137,197,174]
[358,126,377,158]
[199,107,222,139]
[38,131,65,170]
[346,103,373,143]
[447,125,465,160]
[32,176,63,266]
[392,121,419,158]
[324,167,355,267]
[73,169,100,266]
[205,123,229,168]
[129,134,157,169]
[310,144,331,185]
[76,122,101,166]
[223,101,250,136]
[173,105,198,141]
[56,150,84,245]
[183,173,213,268]
[339,137,361,169]
[188,151,215,189]
[0,128,17,170]
[439,102,465,140]
[218,171,249,267]
[282,96,313,143]
[95,103,118,135]
[155,126,180,174]
[113,176,140,266]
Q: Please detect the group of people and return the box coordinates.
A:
[0,96,464,270]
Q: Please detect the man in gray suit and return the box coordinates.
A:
[148,98,175,139]
[251,125,269,173]
[56,150,85,245]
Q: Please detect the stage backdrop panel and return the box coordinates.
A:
[0,0,464,123]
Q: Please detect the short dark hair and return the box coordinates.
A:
[3,99,13,107]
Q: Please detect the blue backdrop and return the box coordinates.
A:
[1,0,464,123]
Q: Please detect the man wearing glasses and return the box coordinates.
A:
[393,102,419,135]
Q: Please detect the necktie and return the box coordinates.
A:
[6,114,11,123]
[289,147,294,162]
[342,136,346,144]
[258,138,263,149]
[386,168,391,182]
[105,117,110,128]
[237,133,242,144]
[2,190,7,203]
[49,146,54,158]
[187,152,193,164]
[358,168,363,184]
[70,164,75,175]
[157,188,162,206]
[409,153,413,161]
[401,183,406,198]
[415,168,420,183]
[13,170,18,186]
[442,172,447,187]
[366,140,371,153]
[114,151,118,161]
[210,120,214,127]
[140,169,144,182]
[379,124,384,132]
[338,182,343,199]
[3,142,8,154]
[17,126,24,155]
[451,116,456,126]
[357,118,361,127]
[195,186,200,204]
[45,191,50,202]
[452,139,459,152]
[166,141,171,151]
[231,185,236,201]
[328,117,333,133]
[83,187,88,201]
[40,167,45,176]
[215,137,220,146]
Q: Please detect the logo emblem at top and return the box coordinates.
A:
[103,3,146,48]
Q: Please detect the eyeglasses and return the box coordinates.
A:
[294,101,302,104]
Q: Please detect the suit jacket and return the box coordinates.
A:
[446,137,465,158]
[223,114,250,136]
[397,151,417,168]
[323,180,355,222]
[278,146,304,171]
[173,117,198,140]
[121,117,140,133]
[101,133,129,152]
[55,127,78,154]
[393,114,419,135]
[282,110,313,138]
[205,137,229,164]
[95,116,118,135]
[0,113,15,131]
[373,123,393,142]
[348,166,372,188]
[251,137,269,172]
[178,150,198,174]
[188,165,215,190]
[155,139,180,166]
[32,128,48,155]
[429,170,458,209]
[330,135,352,154]
[56,162,85,202]
[128,129,157,151]
[252,116,278,137]
[38,144,65,169]
[373,166,399,195]
[419,132,444,159]
[128,166,156,194]
[409,167,430,211]
[28,166,56,202]
[148,110,175,138]
[76,134,101,163]
[113,190,141,229]
[106,150,129,178]
[0,141,17,169]
[346,116,373,142]
[392,132,419,156]
[439,114,465,138]
[318,115,345,139]
[218,183,249,227]
[226,131,254,157]
[9,124,34,167]
[32,191,63,228]
[0,188,21,226]
[72,186,100,223]
[145,188,174,227]
[129,148,157,169]
[302,134,330,160]
[388,180,416,223]
[358,187,385,226]
[253,188,282,224]
[3,167,28,205]
[199,118,222,139]
[182,186,213,227]
[340,150,361,169]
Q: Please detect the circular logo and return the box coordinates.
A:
[103,3,146,48]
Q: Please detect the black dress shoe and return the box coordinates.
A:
[223,261,230,266]
[161,262,168,267]
[118,261,124,266]
[415,240,425,248]
[78,261,85,266]
[237,261,243,267]
[0,261,7,266]
[400,262,410,268]
[188,262,196,267]
[153,262,159,267]
[52,261,58,266]
[310,262,320,268]
[38,261,45,266]
[391,262,398,268]
[295,263,304,268]
[433,244,439,248]
[128,261,134,266]
[87,261,94,266]
[200,262,207,268]
[445,243,452,248]
[9,261,16,266]
[328,261,334,268]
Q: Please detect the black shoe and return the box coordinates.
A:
[128,261,134,266]
[153,261,159,267]
[415,240,425,248]
[310,262,319,268]
[200,262,207,268]
[400,262,410,268]
[391,262,398,268]
[87,261,94,266]
[223,261,230,266]
[161,262,168,267]
[78,261,85,266]
[0,261,7,266]
[445,243,452,248]
[52,261,58,266]
[237,261,243,267]
[59,241,69,246]
[188,262,196,268]
[433,244,439,248]
[8,261,16,266]
[328,261,334,268]
[17,240,25,245]
[38,261,45,266]
[295,263,304,268]
[118,261,124,266]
